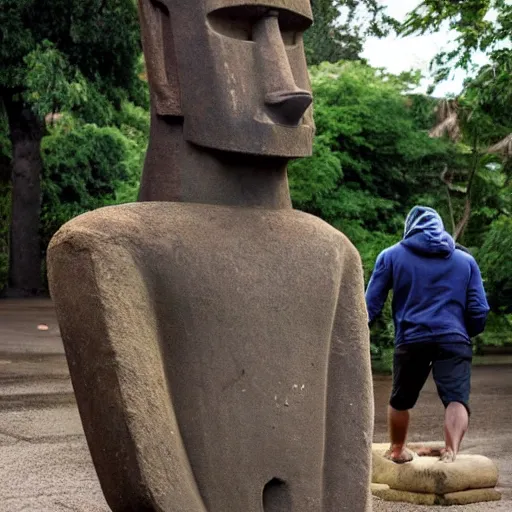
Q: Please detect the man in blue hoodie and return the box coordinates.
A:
[366,206,489,463]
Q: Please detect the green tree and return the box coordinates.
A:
[39,113,146,251]
[401,0,512,82]
[400,1,512,323]
[479,217,512,313]
[289,61,452,273]
[0,0,141,295]
[288,61,461,351]
[305,0,396,65]
[428,64,512,243]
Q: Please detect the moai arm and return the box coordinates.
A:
[48,222,207,512]
[323,241,373,512]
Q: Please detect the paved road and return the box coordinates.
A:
[0,299,510,511]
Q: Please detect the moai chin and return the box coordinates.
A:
[47,1,374,511]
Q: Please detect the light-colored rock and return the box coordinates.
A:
[443,488,502,506]
[371,485,501,506]
[372,485,437,506]
[371,483,390,492]
[372,442,499,494]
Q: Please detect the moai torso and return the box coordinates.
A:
[48,1,374,511]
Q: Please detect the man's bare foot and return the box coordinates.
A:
[439,448,456,463]
[384,447,414,464]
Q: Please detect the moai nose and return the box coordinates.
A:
[253,11,312,126]
[265,90,312,124]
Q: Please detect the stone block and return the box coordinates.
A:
[372,442,499,495]
[371,482,501,506]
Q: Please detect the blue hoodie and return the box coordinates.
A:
[365,206,490,346]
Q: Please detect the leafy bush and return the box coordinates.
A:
[40,116,144,248]
[289,61,451,259]
[289,61,455,350]
[479,216,512,313]
[474,312,512,349]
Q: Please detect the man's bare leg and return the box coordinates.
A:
[385,406,413,463]
[440,402,469,462]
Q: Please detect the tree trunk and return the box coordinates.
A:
[454,138,480,242]
[454,199,471,242]
[3,94,43,296]
[440,166,456,235]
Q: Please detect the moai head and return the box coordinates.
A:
[138,0,315,158]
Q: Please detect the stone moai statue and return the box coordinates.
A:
[47,1,374,511]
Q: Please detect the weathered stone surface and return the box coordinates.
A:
[371,483,391,492]
[371,484,501,506]
[48,1,374,511]
[137,0,315,203]
[372,443,499,494]
[48,203,373,511]
[443,488,502,506]
[140,0,314,159]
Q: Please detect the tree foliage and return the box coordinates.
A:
[0,0,143,295]
[401,0,512,83]
[289,62,451,273]
[305,0,396,65]
[402,0,512,314]
[39,109,147,250]
[289,59,512,347]
[0,0,140,96]
[479,217,512,313]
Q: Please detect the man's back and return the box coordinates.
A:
[366,206,489,345]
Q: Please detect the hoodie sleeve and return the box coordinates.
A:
[465,258,490,338]
[365,250,392,324]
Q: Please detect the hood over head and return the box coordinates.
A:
[401,206,454,257]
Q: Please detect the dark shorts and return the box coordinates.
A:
[390,342,472,415]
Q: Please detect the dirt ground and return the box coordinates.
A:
[0,298,510,511]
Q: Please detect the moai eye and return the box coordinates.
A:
[275,8,311,46]
[207,6,310,46]
[207,6,257,41]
